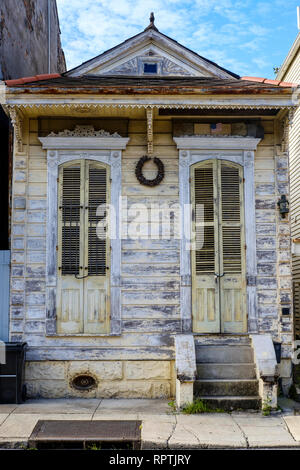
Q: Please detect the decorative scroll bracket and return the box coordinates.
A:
[8,106,24,153]
[146,107,154,155]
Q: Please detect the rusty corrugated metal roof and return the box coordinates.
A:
[5,75,297,95]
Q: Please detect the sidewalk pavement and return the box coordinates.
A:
[1,397,300,449]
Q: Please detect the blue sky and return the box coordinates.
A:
[56,0,300,78]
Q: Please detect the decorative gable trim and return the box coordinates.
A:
[66,29,238,79]
[46,125,122,138]
[39,125,130,150]
[96,45,196,77]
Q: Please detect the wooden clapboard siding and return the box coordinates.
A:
[24,121,47,329]
[254,120,283,334]
[14,118,180,357]
[11,115,292,358]
[280,51,300,83]
[121,119,180,330]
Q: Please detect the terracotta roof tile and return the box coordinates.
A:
[279,81,298,87]
[264,79,280,85]
[35,73,61,80]
[5,73,61,86]
[241,76,298,87]
[5,78,24,86]
[241,76,265,83]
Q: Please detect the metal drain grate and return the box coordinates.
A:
[28,420,142,450]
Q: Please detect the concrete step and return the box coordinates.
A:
[195,396,261,411]
[196,363,256,380]
[195,345,253,364]
[194,335,251,347]
[194,379,259,397]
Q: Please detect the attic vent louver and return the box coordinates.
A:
[144,63,157,74]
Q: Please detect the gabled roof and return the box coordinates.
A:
[64,16,240,80]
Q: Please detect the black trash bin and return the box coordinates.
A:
[0,342,27,403]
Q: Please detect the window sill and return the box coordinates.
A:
[45,333,122,337]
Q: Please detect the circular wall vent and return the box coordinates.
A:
[71,374,97,391]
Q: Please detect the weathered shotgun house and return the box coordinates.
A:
[1,16,298,409]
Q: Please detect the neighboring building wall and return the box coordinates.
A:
[0,0,66,80]
[287,104,300,340]
[8,113,293,398]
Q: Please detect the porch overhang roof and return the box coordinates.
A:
[1,77,296,155]
[2,75,297,113]
[4,75,298,96]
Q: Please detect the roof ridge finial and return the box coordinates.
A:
[144,11,158,31]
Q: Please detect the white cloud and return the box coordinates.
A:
[252,56,271,70]
[56,0,293,77]
[248,24,269,36]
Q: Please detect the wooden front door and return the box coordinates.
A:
[56,160,110,334]
[191,159,247,333]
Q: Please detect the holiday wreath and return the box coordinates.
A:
[135,156,164,187]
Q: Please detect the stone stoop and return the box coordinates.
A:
[194,337,261,411]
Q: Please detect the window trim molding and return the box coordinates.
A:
[174,136,261,333]
[137,56,163,75]
[39,136,130,336]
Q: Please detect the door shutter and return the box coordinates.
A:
[220,163,242,274]
[192,161,220,332]
[61,165,81,275]
[57,160,110,334]
[84,161,110,334]
[194,164,215,274]
[87,165,107,276]
[219,161,246,332]
[57,162,84,334]
[192,159,246,333]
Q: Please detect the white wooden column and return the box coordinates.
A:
[244,150,258,333]
[179,150,192,332]
[45,149,59,335]
[110,150,122,335]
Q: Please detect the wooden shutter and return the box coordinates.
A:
[87,165,107,276]
[194,164,215,274]
[84,161,110,334]
[57,160,110,334]
[220,163,242,274]
[57,162,84,334]
[60,166,81,275]
[192,159,246,334]
[192,160,220,333]
[219,161,246,333]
